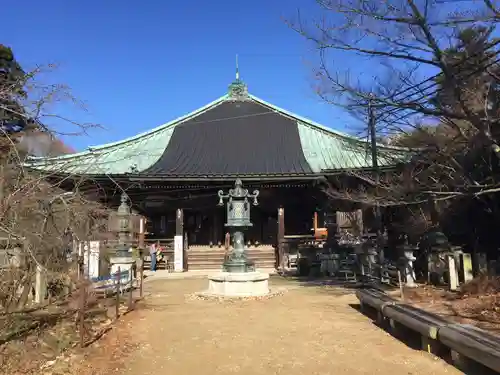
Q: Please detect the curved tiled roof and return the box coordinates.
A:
[25,83,409,178]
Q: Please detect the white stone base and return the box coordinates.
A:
[204,271,270,297]
[109,256,135,276]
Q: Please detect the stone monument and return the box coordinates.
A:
[109,193,135,281]
[420,229,451,285]
[203,179,269,297]
[400,246,417,288]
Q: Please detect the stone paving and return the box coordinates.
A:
[143,268,276,280]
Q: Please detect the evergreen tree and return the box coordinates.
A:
[0,44,35,136]
[434,26,500,121]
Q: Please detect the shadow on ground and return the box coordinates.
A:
[347,302,498,375]
[272,274,379,296]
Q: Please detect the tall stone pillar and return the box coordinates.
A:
[277,207,285,270]
[174,208,184,272]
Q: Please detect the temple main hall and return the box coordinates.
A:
[26,75,405,271]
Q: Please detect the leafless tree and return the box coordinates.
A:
[0,58,110,315]
[289,0,500,210]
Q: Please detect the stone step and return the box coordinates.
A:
[187,253,276,260]
[188,265,221,270]
[188,258,276,265]
[188,259,275,268]
[188,259,276,264]
[144,260,275,271]
[143,262,169,270]
[188,261,222,267]
[187,250,275,256]
[187,262,276,271]
[146,255,275,262]
[189,251,275,256]
[188,247,275,253]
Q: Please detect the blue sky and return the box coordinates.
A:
[2,0,481,151]
[4,0,354,151]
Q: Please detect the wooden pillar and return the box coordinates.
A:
[176,209,183,236]
[211,211,217,245]
[277,207,285,270]
[174,209,184,272]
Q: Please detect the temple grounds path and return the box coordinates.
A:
[78,277,462,375]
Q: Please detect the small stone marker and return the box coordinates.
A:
[35,264,47,304]
[427,253,433,284]
[448,256,459,291]
[460,253,473,283]
[488,260,497,276]
[473,253,487,275]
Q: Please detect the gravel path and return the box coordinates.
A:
[115,278,461,375]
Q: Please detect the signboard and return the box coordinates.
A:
[174,235,183,272]
[81,241,100,279]
[88,241,100,279]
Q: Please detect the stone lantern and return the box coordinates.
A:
[116,193,132,257]
[399,243,418,287]
[200,179,270,298]
[217,178,259,273]
[109,193,135,278]
[420,229,451,285]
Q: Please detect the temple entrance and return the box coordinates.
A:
[141,184,324,244]
[184,209,222,246]
[136,181,329,271]
[183,206,278,247]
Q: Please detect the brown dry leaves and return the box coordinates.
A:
[403,280,500,331]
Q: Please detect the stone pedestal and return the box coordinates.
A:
[204,271,270,297]
[110,256,135,279]
[174,235,183,272]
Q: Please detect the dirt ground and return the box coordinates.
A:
[58,276,460,375]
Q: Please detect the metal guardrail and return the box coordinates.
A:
[439,324,500,372]
[356,288,500,373]
[359,261,402,286]
[91,269,136,296]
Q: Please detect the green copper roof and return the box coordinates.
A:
[298,122,388,172]
[26,127,173,175]
[249,95,407,172]
[25,84,409,177]
[25,96,226,175]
